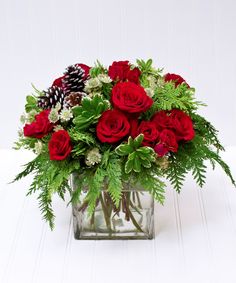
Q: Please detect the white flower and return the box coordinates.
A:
[60,108,73,122]
[53,125,64,132]
[85,78,102,92]
[48,108,59,123]
[34,141,43,155]
[145,88,155,98]
[55,102,62,111]
[97,74,112,84]
[85,148,102,167]
[147,75,157,89]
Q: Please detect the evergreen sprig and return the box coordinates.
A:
[152,83,205,112]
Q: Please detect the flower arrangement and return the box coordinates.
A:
[14,59,235,237]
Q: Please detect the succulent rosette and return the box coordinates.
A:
[14,59,235,229]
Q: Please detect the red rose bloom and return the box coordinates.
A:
[23,110,54,139]
[111,82,153,115]
[154,129,178,157]
[127,67,141,84]
[170,109,195,141]
[135,121,159,147]
[130,119,139,139]
[108,61,141,84]
[48,130,72,160]
[108,61,130,81]
[76,63,91,79]
[164,73,190,88]
[151,111,172,131]
[96,109,130,143]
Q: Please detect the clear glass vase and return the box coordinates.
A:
[71,173,154,240]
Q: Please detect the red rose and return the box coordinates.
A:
[154,129,178,157]
[170,109,194,141]
[23,110,54,139]
[108,61,130,81]
[76,63,91,79]
[111,82,153,115]
[134,121,159,147]
[52,76,65,88]
[96,109,130,143]
[127,67,141,84]
[48,130,72,160]
[130,119,139,139]
[164,73,190,88]
[151,110,172,131]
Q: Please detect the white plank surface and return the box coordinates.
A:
[0,148,236,283]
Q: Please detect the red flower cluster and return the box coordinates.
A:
[23,59,194,161]
[96,107,194,157]
[108,61,141,84]
[23,110,54,138]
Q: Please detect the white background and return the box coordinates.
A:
[1,1,236,283]
[1,0,236,149]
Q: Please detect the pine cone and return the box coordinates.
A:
[64,92,86,108]
[38,86,65,109]
[63,65,85,95]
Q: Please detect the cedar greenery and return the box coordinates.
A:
[13,59,235,229]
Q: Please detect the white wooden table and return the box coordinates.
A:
[1,148,236,283]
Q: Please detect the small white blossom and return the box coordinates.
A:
[48,108,59,123]
[34,141,43,155]
[60,108,73,122]
[147,75,157,89]
[97,74,112,84]
[55,102,62,111]
[85,148,102,167]
[145,88,155,98]
[54,125,64,132]
[85,78,102,92]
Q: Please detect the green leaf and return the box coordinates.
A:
[133,134,144,148]
[125,158,134,174]
[25,95,39,113]
[115,143,133,156]
[72,95,110,130]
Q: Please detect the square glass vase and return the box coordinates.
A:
[71,173,154,240]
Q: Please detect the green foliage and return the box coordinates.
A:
[136,59,163,77]
[85,167,106,215]
[69,129,97,156]
[106,158,122,207]
[72,94,110,131]
[13,152,80,229]
[13,136,37,151]
[151,83,205,113]
[25,85,43,113]
[192,113,224,151]
[89,60,107,78]
[115,135,156,174]
[25,95,40,113]
[164,135,235,192]
[136,168,166,204]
